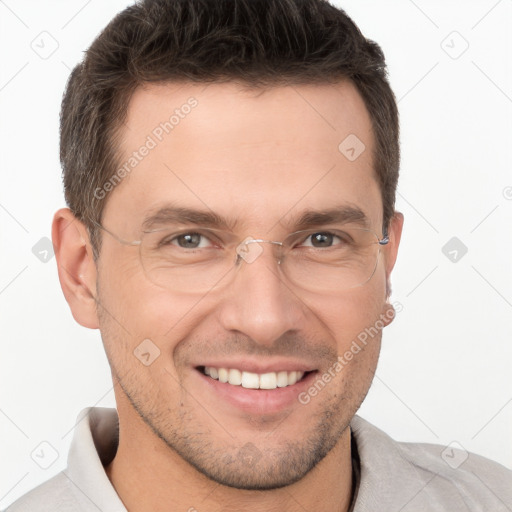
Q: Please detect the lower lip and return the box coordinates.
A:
[196,369,317,415]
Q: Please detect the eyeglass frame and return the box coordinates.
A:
[89,219,390,291]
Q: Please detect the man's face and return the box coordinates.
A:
[92,81,402,489]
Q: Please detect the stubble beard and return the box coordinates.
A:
[114,364,354,490]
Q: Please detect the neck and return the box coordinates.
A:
[105,396,355,512]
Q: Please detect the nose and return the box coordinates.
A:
[216,242,306,347]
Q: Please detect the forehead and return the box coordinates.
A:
[103,80,382,234]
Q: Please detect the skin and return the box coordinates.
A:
[53,80,403,512]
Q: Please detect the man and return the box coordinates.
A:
[6,0,511,510]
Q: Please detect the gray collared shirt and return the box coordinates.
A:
[5,407,512,511]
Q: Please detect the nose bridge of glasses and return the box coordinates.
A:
[235,237,284,266]
[244,238,283,247]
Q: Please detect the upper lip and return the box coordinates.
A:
[196,358,317,374]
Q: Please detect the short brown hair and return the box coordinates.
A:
[60,0,399,257]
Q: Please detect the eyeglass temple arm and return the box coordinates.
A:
[89,220,142,246]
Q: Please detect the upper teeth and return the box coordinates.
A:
[204,367,305,390]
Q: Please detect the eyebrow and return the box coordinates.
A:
[141,203,372,232]
[142,206,238,231]
[293,205,371,230]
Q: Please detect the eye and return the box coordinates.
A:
[162,232,214,249]
[299,231,347,248]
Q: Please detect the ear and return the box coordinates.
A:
[52,208,99,329]
[383,211,404,302]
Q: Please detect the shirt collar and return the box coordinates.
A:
[64,407,126,511]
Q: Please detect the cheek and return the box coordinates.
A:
[98,248,180,335]
[304,280,386,348]
[98,261,214,368]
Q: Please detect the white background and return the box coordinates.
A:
[1,0,511,507]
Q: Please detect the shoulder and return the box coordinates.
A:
[350,415,512,511]
[4,471,86,512]
[399,438,512,503]
[4,407,125,512]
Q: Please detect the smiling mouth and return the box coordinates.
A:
[198,366,313,390]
